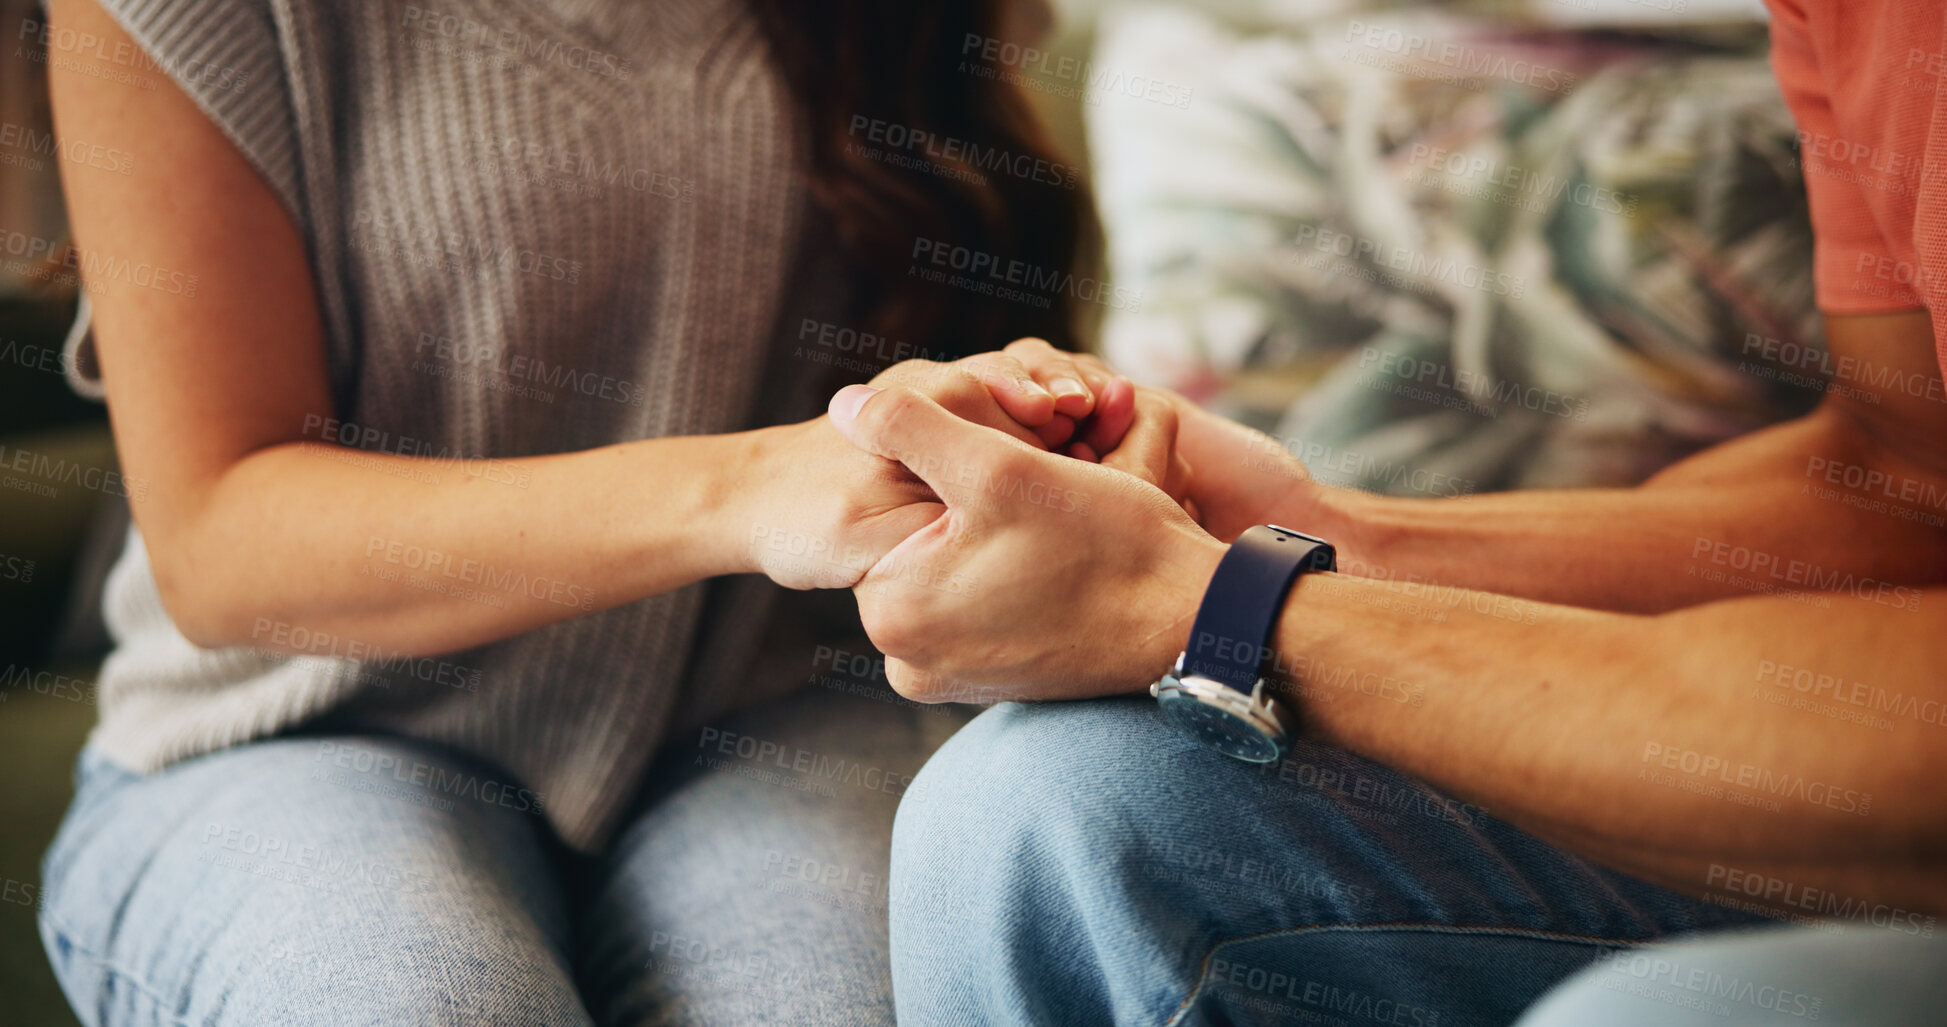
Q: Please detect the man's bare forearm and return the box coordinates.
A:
[1272,571,1947,914]
[1284,312,1947,613]
[1299,407,1947,613]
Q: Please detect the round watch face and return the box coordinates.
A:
[1157,689,1284,763]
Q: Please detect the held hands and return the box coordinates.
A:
[732,340,1197,590]
[994,341,1324,541]
[731,333,1323,703]
[826,384,1228,702]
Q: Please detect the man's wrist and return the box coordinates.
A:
[1294,483,1383,572]
[1136,527,1228,685]
[1270,570,1335,733]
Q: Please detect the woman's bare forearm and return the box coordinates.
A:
[161,429,760,656]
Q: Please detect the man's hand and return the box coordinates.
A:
[827,384,1225,702]
[1158,394,1323,541]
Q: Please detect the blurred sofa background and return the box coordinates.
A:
[1079,0,1818,496]
[0,1,1810,1023]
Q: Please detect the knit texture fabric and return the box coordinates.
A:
[65,0,807,852]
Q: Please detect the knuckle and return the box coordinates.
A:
[914,358,980,392]
[988,447,1043,485]
[1134,390,1179,429]
[874,358,941,387]
[998,354,1037,378]
[963,353,1028,385]
[864,388,924,452]
[1004,336,1053,356]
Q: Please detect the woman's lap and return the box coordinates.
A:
[575,684,970,1027]
[39,685,965,1027]
[39,735,588,1027]
[889,698,1769,1026]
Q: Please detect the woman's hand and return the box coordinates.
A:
[987,337,1126,457]
[826,383,1227,701]
[868,342,1097,452]
[922,340,1202,513]
[729,350,1096,590]
[993,339,1324,541]
[727,415,945,589]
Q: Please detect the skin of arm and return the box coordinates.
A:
[44,0,1090,658]
[1270,572,1947,919]
[831,384,1947,916]
[1194,311,1947,612]
[1008,313,1947,613]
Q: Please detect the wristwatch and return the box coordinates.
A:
[1150,525,1335,763]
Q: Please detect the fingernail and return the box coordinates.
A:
[830,384,881,424]
[1050,377,1088,398]
[1021,377,1054,399]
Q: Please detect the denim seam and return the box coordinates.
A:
[1161,921,1650,1027]
[42,911,204,1027]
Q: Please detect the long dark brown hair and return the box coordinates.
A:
[751,0,1096,362]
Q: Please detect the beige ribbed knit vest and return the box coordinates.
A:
[66,0,808,851]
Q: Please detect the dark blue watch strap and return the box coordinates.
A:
[1181,525,1336,693]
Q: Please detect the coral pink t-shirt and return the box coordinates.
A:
[1766,0,1947,373]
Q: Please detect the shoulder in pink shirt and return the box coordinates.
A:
[1764,0,1947,371]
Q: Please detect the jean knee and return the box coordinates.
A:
[36,738,588,1027]
[899,700,1171,840]
[892,699,1227,926]
[892,697,1468,931]
[893,698,1360,1023]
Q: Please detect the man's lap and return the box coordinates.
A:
[889,698,1767,1025]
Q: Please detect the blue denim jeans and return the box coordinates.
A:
[888,698,1775,1026]
[39,685,967,1026]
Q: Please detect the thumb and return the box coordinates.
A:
[829,384,1039,500]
